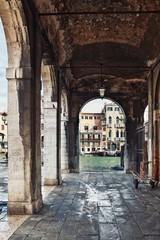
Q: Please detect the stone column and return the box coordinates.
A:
[124,120,137,173]
[43,102,58,185]
[61,118,69,173]
[69,117,79,173]
[7,67,43,215]
[148,75,153,177]
[153,109,160,181]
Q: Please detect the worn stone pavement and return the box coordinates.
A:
[1,165,160,239]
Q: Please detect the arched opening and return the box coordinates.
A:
[41,64,59,186]
[79,98,126,172]
[0,17,8,218]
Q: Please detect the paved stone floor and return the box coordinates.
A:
[1,165,160,239]
[0,164,55,240]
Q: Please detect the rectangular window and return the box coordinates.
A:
[94,134,98,139]
[84,134,88,139]
[1,125,4,130]
[114,107,119,111]
[85,116,88,119]
[89,116,93,119]
[84,126,88,130]
[97,116,101,119]
[94,116,96,119]
[81,116,84,119]
[103,135,106,141]
[93,126,97,130]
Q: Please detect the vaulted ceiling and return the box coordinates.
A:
[30,0,160,101]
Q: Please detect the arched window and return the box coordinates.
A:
[120,130,123,138]
[109,130,112,138]
[120,131,125,138]
[108,116,112,124]
[116,116,119,124]
[116,130,119,137]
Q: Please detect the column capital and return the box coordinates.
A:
[6,67,33,79]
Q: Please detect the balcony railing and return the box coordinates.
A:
[80,138,101,142]
[107,137,112,141]
[114,124,120,128]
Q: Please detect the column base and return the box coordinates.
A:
[70,169,79,173]
[43,178,58,186]
[61,169,70,174]
[8,197,43,215]
[124,168,131,174]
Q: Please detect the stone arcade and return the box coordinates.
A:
[0,0,159,214]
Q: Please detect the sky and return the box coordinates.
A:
[81,99,112,113]
[0,18,8,112]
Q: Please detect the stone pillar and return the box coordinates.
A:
[124,120,137,173]
[69,117,79,173]
[61,119,69,173]
[7,67,43,215]
[153,109,160,181]
[148,75,153,177]
[43,102,58,185]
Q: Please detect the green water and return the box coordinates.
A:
[80,155,121,171]
[0,152,6,161]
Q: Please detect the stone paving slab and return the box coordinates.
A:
[4,171,160,240]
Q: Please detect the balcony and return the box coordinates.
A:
[107,124,112,128]
[80,138,101,142]
[114,137,121,141]
[121,137,125,141]
[107,137,112,141]
[114,137,125,142]
[114,124,120,128]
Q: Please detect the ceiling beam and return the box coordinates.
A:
[38,9,160,16]
[60,65,150,69]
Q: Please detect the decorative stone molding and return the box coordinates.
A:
[6,67,33,79]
